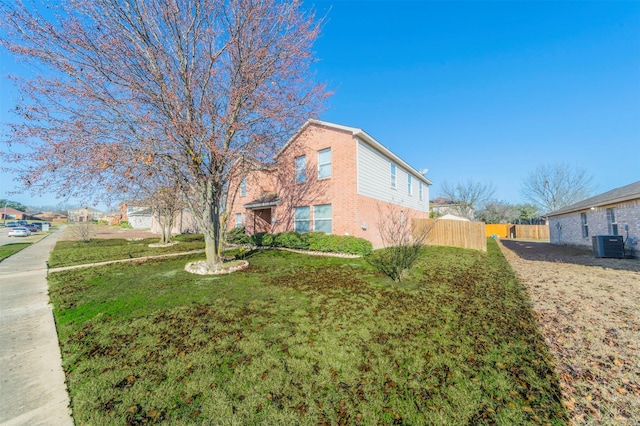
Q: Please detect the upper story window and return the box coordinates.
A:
[240,177,247,196]
[581,212,588,238]
[408,175,413,195]
[318,148,331,179]
[606,208,618,235]
[390,163,397,188]
[419,181,424,201]
[295,155,307,183]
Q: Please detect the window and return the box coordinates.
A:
[240,177,247,196]
[295,155,306,183]
[408,175,413,195]
[318,148,331,179]
[606,208,618,235]
[581,213,588,238]
[390,163,397,188]
[235,213,243,228]
[419,181,424,201]
[294,206,310,232]
[314,204,332,233]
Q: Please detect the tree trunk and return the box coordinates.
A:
[202,189,222,267]
[159,213,174,244]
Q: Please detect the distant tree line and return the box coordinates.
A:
[435,163,595,224]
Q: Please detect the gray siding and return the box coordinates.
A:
[357,139,428,212]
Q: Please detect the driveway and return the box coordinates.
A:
[499,239,639,425]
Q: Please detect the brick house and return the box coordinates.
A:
[1,207,29,221]
[67,207,103,222]
[226,119,432,248]
[546,180,640,254]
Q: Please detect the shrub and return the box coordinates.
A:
[227,227,251,245]
[251,232,268,246]
[249,231,371,256]
[305,232,326,249]
[309,233,372,256]
[274,231,308,249]
[367,245,423,282]
[119,221,132,228]
[260,233,275,247]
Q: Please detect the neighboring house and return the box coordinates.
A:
[119,202,153,228]
[100,211,123,225]
[149,210,199,235]
[430,198,463,218]
[34,211,68,222]
[1,207,29,221]
[546,180,640,253]
[119,201,199,234]
[67,207,103,222]
[226,119,432,248]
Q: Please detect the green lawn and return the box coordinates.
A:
[48,234,205,267]
[48,239,567,425]
[0,243,31,261]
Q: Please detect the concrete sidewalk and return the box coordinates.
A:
[0,227,74,426]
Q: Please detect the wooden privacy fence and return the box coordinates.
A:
[515,225,549,240]
[414,219,487,251]
[484,224,549,240]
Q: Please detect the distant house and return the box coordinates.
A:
[226,119,432,248]
[67,207,103,222]
[1,207,29,221]
[430,198,462,218]
[119,201,199,234]
[120,202,153,228]
[546,181,640,253]
[34,211,68,222]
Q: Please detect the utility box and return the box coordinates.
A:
[592,235,624,258]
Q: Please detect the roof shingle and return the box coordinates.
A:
[546,180,640,216]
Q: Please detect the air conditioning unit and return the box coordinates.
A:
[592,235,624,258]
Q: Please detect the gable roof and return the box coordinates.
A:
[1,207,26,216]
[278,119,433,185]
[546,180,640,217]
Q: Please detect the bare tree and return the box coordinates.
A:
[72,220,93,243]
[475,200,518,224]
[1,0,327,269]
[367,204,431,282]
[439,180,495,220]
[521,163,595,213]
[149,184,185,245]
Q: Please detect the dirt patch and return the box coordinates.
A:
[498,239,640,425]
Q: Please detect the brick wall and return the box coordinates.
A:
[549,200,640,252]
[226,121,429,248]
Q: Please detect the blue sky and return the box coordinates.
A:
[309,0,640,202]
[1,0,639,210]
